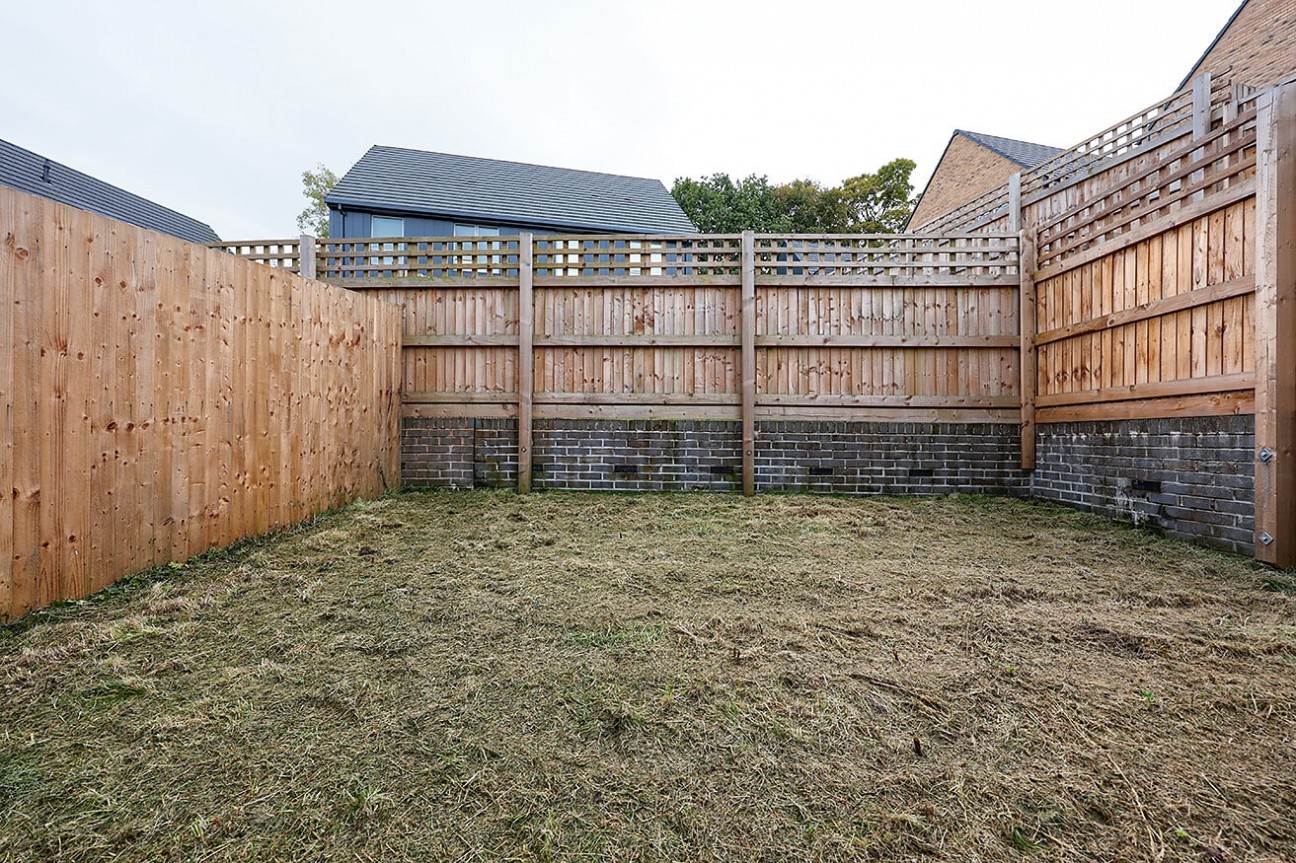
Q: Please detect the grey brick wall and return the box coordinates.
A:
[403,417,1026,495]
[402,414,1258,556]
[1032,416,1256,555]
[755,421,1028,495]
[533,420,741,492]
[475,419,518,488]
[401,418,475,488]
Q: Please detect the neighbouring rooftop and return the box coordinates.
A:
[0,137,220,244]
[325,146,697,234]
[952,130,1065,168]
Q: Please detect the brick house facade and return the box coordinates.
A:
[910,0,1296,232]
[908,132,1060,230]
[1177,0,1296,92]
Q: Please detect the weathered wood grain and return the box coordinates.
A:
[1,185,403,621]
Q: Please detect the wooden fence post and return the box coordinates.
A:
[1009,171,1036,470]
[298,234,317,280]
[517,233,534,494]
[1018,230,1037,469]
[1253,82,1295,567]
[741,231,756,496]
[1190,73,1212,202]
[1007,172,1022,234]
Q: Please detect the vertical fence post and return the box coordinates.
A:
[741,231,756,496]
[1190,72,1212,202]
[517,233,534,494]
[298,234,316,280]
[1253,82,1295,567]
[1018,228,1037,470]
[1007,172,1022,234]
[1013,170,1036,471]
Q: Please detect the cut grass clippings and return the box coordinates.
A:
[1,491,1294,862]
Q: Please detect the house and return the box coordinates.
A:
[910,0,1295,232]
[0,137,220,244]
[1176,0,1296,92]
[324,146,695,239]
[907,131,1063,230]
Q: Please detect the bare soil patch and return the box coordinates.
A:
[2,492,1293,862]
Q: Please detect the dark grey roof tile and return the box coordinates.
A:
[326,146,695,234]
[956,130,1064,168]
[0,138,220,244]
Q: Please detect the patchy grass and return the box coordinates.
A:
[1,491,1294,862]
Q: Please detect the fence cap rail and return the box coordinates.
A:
[207,239,300,248]
[753,232,1019,241]
[224,231,1023,248]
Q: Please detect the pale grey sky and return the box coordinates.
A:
[1,0,1240,239]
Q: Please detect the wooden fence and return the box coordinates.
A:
[341,233,1021,492]
[1013,78,1289,566]
[1,185,403,621]
[900,73,1292,565]
[211,75,1293,566]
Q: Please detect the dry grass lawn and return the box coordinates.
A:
[1,491,1294,862]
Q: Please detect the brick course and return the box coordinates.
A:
[755,421,1028,495]
[403,417,1027,495]
[1033,416,1256,555]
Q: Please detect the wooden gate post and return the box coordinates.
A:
[518,233,534,494]
[741,231,756,495]
[1254,82,1295,567]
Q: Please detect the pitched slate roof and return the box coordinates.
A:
[0,137,220,244]
[326,146,696,234]
[955,130,1065,168]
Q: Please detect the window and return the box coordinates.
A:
[371,216,405,238]
[453,223,501,237]
[369,216,406,272]
[452,224,505,275]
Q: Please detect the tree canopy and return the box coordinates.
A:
[671,158,916,234]
[296,164,337,238]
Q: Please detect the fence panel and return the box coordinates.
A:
[353,232,1023,423]
[1027,101,1260,424]
[1,185,403,620]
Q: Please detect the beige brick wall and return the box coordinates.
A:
[910,135,1020,230]
[1184,0,1296,89]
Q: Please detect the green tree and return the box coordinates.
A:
[671,159,916,234]
[839,158,917,233]
[773,179,850,233]
[670,173,784,233]
[296,164,337,238]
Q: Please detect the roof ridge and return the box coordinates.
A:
[956,129,1063,150]
[368,145,665,186]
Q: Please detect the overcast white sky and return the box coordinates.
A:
[1,0,1240,239]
